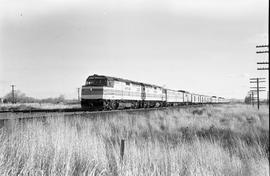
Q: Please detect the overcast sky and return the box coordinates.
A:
[0,0,268,99]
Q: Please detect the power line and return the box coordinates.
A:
[257,68,269,70]
[257,62,269,64]
[250,81,266,83]
[256,51,269,54]
[256,45,269,48]
[249,78,266,82]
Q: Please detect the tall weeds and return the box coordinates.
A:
[0,104,269,175]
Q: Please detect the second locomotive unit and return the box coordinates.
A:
[81,74,228,110]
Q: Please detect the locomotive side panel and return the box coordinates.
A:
[144,86,164,102]
[103,81,142,101]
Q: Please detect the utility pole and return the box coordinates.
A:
[250,78,266,109]
[248,91,254,106]
[249,92,252,105]
[256,45,269,105]
[257,78,260,110]
[77,88,80,101]
[11,85,15,104]
[251,91,254,106]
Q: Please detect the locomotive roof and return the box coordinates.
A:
[87,74,164,89]
[166,89,187,93]
[177,90,189,93]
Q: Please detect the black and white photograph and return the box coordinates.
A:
[0,0,269,175]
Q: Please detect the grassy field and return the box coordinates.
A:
[0,102,80,111]
[0,104,269,176]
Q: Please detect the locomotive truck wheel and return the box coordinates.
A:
[111,101,118,110]
[135,102,139,109]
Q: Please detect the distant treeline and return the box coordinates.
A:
[1,90,78,104]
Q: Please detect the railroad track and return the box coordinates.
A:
[0,104,218,120]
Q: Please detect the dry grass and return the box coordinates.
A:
[0,104,269,176]
[0,103,80,111]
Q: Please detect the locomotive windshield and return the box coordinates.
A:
[86,78,107,86]
[86,77,114,87]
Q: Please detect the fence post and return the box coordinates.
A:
[120,139,125,161]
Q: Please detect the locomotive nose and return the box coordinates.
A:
[82,87,103,95]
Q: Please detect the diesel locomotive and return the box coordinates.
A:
[81,74,229,110]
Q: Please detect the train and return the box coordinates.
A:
[81,74,229,110]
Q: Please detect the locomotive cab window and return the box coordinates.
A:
[107,80,114,87]
[86,78,107,86]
